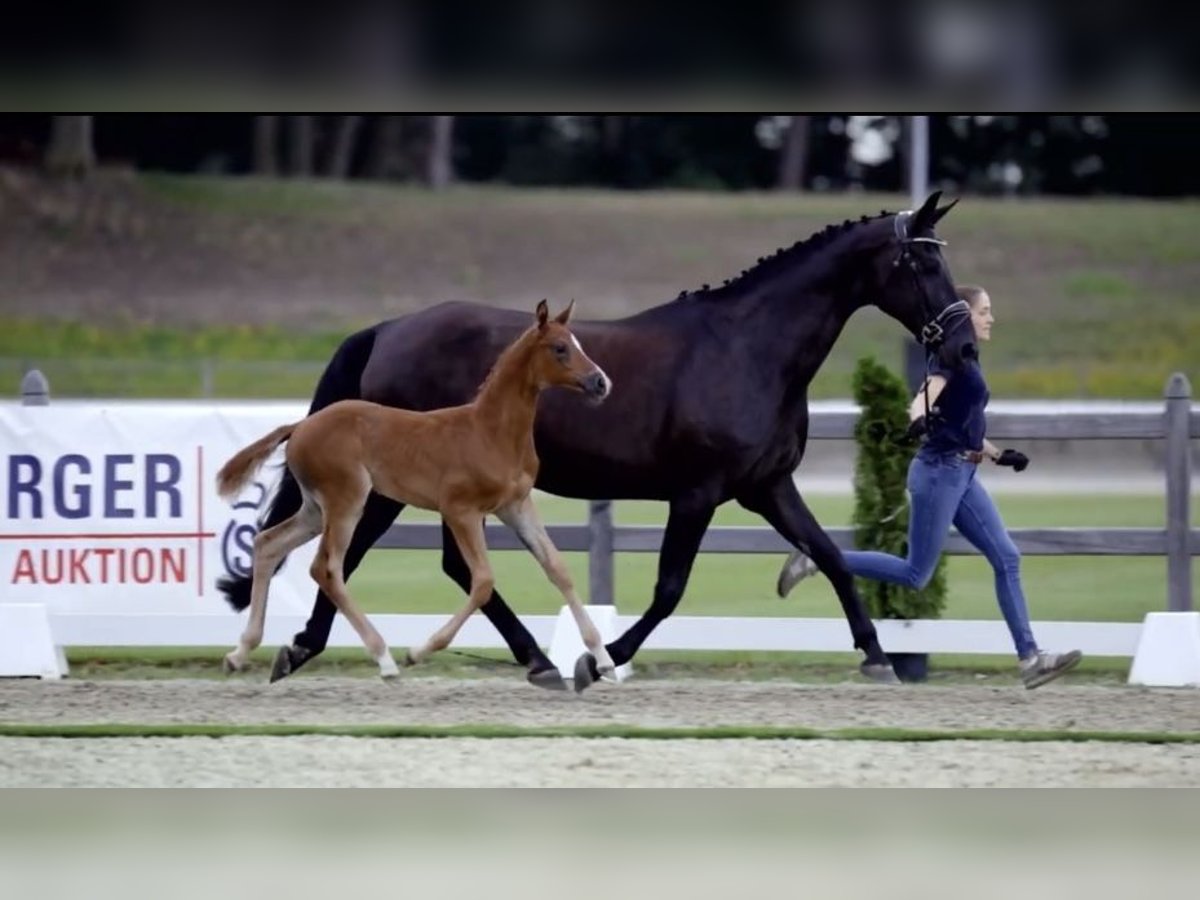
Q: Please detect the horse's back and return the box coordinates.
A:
[361,302,526,410]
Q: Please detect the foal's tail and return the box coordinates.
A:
[216,423,298,502]
[217,324,379,613]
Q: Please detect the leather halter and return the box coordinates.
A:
[892,210,969,348]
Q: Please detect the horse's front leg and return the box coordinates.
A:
[439,520,565,690]
[737,475,899,684]
[574,493,717,693]
[496,494,615,688]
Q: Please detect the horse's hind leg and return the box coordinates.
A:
[407,512,492,666]
[440,520,563,690]
[739,476,898,684]
[224,500,322,673]
[310,491,399,678]
[497,496,615,681]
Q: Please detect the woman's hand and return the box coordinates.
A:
[995,449,1029,472]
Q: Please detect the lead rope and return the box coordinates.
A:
[448,649,523,668]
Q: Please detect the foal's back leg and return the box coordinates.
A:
[406,512,492,666]
[496,495,616,683]
[224,498,322,673]
[309,483,399,678]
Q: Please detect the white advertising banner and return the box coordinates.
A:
[0,402,320,615]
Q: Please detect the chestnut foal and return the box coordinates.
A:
[216,300,614,681]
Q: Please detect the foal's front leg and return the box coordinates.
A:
[496,495,616,679]
[406,512,493,665]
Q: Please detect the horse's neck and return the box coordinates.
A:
[471,342,540,457]
[737,267,859,388]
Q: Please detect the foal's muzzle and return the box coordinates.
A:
[580,371,611,402]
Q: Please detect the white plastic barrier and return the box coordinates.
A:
[0,400,1184,686]
[1128,612,1200,687]
[1,401,318,675]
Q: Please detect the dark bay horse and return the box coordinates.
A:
[219,191,973,690]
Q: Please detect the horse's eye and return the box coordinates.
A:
[553,342,568,356]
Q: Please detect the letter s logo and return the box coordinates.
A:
[220,482,286,579]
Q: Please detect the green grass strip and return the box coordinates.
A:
[1,722,1198,744]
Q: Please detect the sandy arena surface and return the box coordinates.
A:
[2,676,1198,732]
[4,677,1199,787]
[4,735,1200,787]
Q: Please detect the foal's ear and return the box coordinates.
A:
[535,299,549,329]
[554,299,575,325]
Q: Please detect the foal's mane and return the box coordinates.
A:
[471,321,540,400]
[674,210,896,301]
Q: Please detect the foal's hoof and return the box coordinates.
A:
[269,644,314,684]
[860,661,902,685]
[221,653,245,675]
[527,664,567,692]
[573,652,603,694]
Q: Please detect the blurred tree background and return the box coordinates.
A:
[1,113,1196,401]
[3,114,1197,197]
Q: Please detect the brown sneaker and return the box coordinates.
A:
[1019,650,1082,689]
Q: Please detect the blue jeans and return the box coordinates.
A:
[842,451,1039,660]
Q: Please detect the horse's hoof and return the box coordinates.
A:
[573,652,602,694]
[527,665,567,692]
[222,653,244,675]
[860,661,902,685]
[269,644,313,684]
[402,650,418,668]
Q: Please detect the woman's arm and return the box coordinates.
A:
[909,375,947,421]
[982,438,1002,462]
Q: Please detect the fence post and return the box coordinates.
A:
[21,368,50,406]
[1165,372,1192,612]
[588,500,615,606]
[201,360,215,398]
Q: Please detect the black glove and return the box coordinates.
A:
[905,416,927,441]
[996,449,1029,472]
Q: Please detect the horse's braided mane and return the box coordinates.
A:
[676,209,896,300]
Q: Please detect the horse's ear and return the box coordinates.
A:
[554,299,575,325]
[930,196,960,226]
[911,190,943,232]
[535,299,549,330]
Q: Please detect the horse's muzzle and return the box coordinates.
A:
[581,371,611,402]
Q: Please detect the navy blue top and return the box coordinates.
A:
[921,356,990,455]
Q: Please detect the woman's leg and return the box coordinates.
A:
[952,474,1038,659]
[953,473,1082,686]
[841,455,969,591]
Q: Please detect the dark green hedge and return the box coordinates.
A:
[851,357,948,620]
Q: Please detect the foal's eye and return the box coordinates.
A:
[553,342,568,357]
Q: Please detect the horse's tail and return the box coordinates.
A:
[216,325,380,612]
[216,423,297,502]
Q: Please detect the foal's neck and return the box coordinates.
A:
[472,333,541,455]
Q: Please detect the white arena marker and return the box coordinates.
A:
[1128,612,1200,688]
[0,603,68,679]
[549,604,632,683]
